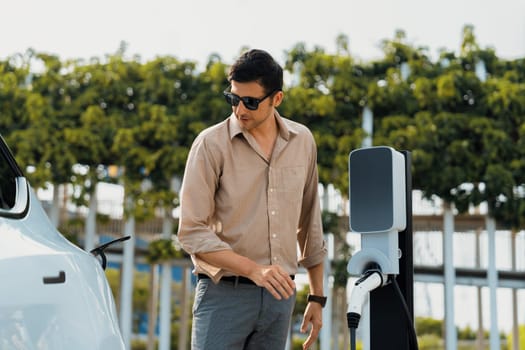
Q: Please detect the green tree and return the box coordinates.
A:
[0,52,31,138]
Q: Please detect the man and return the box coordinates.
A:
[178,49,327,350]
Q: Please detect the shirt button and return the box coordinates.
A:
[272,234,277,238]
[273,257,278,261]
[271,211,276,215]
[269,188,274,192]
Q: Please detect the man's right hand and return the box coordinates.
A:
[196,251,295,299]
[249,265,296,300]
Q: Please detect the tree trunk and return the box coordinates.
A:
[485,215,500,350]
[84,184,98,252]
[331,287,349,350]
[339,287,349,350]
[60,183,69,225]
[120,197,135,350]
[475,229,484,350]
[511,230,519,350]
[178,267,191,350]
[443,201,457,350]
[50,183,60,227]
[158,208,173,350]
[147,264,159,350]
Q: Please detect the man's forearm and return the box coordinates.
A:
[306,262,324,295]
[196,250,258,277]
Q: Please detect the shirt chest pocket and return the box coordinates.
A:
[278,166,306,204]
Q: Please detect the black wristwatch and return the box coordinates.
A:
[307,294,327,308]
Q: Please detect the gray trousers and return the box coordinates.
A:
[191,278,296,350]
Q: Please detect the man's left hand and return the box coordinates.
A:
[300,302,323,349]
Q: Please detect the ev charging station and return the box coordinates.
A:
[346,146,417,350]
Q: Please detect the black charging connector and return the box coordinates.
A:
[347,312,361,350]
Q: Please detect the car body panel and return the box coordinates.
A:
[0,137,125,349]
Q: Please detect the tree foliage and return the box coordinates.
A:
[1,25,524,231]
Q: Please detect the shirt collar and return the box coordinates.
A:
[228,110,299,141]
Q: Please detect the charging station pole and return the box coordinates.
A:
[369,151,413,350]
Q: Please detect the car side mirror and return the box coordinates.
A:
[90,236,131,270]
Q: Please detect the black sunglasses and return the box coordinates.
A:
[223,88,279,111]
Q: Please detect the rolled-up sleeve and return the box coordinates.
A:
[297,133,327,268]
[177,133,232,255]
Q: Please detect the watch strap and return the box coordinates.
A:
[307,294,327,307]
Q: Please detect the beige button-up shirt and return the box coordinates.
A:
[177,111,327,282]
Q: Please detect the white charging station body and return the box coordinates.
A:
[347,146,407,275]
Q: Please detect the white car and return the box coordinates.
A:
[0,135,125,350]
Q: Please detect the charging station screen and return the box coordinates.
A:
[349,147,393,233]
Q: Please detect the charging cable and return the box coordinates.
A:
[390,275,419,350]
[347,269,386,350]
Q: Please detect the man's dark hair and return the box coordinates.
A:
[228,49,283,94]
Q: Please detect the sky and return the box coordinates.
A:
[2,0,525,69]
